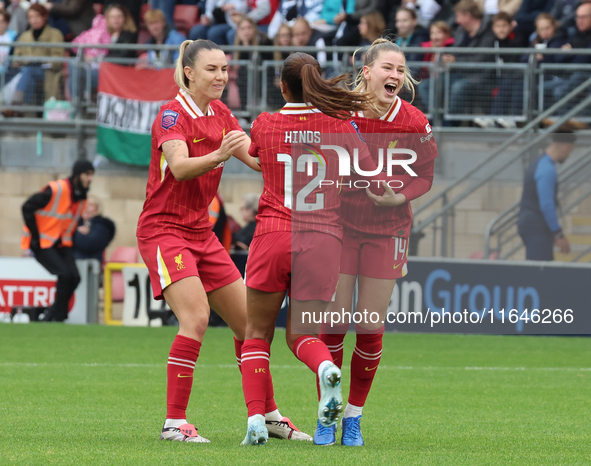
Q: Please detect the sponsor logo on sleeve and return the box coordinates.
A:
[161,110,179,130]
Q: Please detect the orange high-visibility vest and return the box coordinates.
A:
[21,179,87,250]
[208,194,232,252]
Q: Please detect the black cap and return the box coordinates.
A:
[71,160,95,177]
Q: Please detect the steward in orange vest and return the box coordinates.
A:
[21,160,95,322]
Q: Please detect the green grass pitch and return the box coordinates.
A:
[1,324,589,465]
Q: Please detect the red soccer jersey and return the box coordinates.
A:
[248,103,370,238]
[341,96,438,237]
[137,90,242,240]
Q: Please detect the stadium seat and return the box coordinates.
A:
[173,5,199,36]
[108,246,139,302]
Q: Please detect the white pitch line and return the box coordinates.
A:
[0,362,589,372]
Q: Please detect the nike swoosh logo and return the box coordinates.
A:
[365,366,378,371]
[177,374,193,378]
[393,264,401,270]
[193,137,206,143]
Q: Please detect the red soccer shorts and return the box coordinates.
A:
[340,234,409,280]
[137,231,241,300]
[246,231,341,302]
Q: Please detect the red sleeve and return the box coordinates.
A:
[248,113,270,159]
[225,107,243,132]
[399,113,437,201]
[343,119,386,195]
[153,107,188,150]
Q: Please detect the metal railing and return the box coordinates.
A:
[484,145,591,261]
[413,75,591,257]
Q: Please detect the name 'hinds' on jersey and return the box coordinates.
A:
[249,104,371,238]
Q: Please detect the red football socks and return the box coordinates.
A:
[236,337,278,415]
[241,339,271,417]
[292,335,334,373]
[319,322,348,369]
[348,326,384,407]
[166,334,201,419]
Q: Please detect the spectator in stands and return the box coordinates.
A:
[550,0,578,35]
[142,8,186,67]
[282,0,323,25]
[44,0,96,38]
[358,10,385,45]
[188,0,247,45]
[268,22,292,108]
[474,0,525,17]
[524,13,568,111]
[102,4,137,59]
[233,14,272,109]
[67,4,136,100]
[150,0,177,29]
[517,128,576,260]
[226,0,277,44]
[315,0,355,34]
[67,13,110,98]
[73,195,116,262]
[21,160,95,322]
[292,16,326,64]
[513,0,553,36]
[6,0,27,35]
[233,193,259,250]
[0,9,17,74]
[552,3,591,108]
[418,21,454,111]
[10,5,64,107]
[443,0,495,122]
[394,7,429,61]
[398,0,445,29]
[475,12,528,127]
[103,0,142,32]
[334,0,383,47]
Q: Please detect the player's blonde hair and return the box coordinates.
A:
[174,40,223,95]
[352,38,418,111]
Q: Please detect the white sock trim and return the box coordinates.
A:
[164,418,188,428]
[247,414,265,426]
[264,409,282,421]
[317,360,333,376]
[344,403,363,418]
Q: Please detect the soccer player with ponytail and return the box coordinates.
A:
[318,38,439,446]
[240,52,384,446]
[137,40,307,444]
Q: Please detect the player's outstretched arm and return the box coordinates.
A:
[162,131,245,181]
[231,134,262,172]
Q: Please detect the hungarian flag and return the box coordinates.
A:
[97,63,178,166]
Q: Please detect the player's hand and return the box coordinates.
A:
[365,181,406,206]
[217,130,246,162]
[555,236,570,254]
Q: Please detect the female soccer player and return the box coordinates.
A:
[239,52,385,446]
[136,39,309,444]
[318,38,438,446]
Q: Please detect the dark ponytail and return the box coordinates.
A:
[282,53,371,120]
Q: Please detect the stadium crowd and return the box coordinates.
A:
[0,0,590,124]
